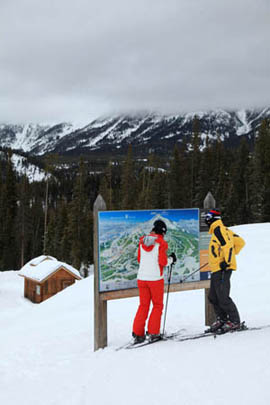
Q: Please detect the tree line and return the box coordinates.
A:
[0,118,269,272]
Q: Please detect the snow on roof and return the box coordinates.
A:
[26,255,56,266]
[18,255,81,282]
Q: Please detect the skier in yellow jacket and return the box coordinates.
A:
[205,209,245,333]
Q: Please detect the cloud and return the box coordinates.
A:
[0,0,269,123]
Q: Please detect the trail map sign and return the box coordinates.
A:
[98,208,211,292]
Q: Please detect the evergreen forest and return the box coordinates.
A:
[0,119,269,273]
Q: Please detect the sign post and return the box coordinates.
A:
[93,194,107,351]
[203,191,216,326]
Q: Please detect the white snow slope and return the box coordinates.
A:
[1,223,270,405]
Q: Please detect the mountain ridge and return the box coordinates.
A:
[0,108,269,158]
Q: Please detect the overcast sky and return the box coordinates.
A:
[0,0,269,124]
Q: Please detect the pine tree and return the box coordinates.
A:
[0,160,4,267]
[68,158,92,270]
[30,193,45,259]
[120,145,137,209]
[46,209,57,257]
[213,136,228,206]
[250,119,270,222]
[42,155,58,255]
[150,169,168,209]
[169,144,189,208]
[236,138,252,223]
[259,119,270,221]
[1,151,18,269]
[189,116,201,207]
[16,174,32,267]
[137,166,149,209]
[196,136,215,207]
[99,161,114,209]
[136,154,167,209]
[224,138,251,225]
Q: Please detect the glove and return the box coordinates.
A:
[220,261,229,271]
[169,252,177,264]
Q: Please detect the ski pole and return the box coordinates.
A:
[180,262,208,283]
[162,263,173,337]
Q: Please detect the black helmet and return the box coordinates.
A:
[205,209,221,226]
[153,219,167,235]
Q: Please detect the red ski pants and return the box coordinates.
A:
[132,279,164,336]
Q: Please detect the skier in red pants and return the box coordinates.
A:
[132,219,176,344]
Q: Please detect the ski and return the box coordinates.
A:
[174,323,270,343]
[116,324,270,350]
[116,328,186,351]
[125,335,164,350]
[173,331,216,342]
[163,328,187,339]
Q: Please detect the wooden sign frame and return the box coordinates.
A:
[93,192,216,350]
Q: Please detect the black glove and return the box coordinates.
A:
[220,261,229,271]
[169,252,177,264]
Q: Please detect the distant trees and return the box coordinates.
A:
[190,116,201,207]
[252,119,270,221]
[16,175,32,267]
[67,159,93,270]
[169,144,189,208]
[0,118,270,272]
[0,152,17,269]
[120,145,137,209]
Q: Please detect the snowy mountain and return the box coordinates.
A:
[0,122,82,155]
[1,108,269,157]
[0,222,270,405]
[0,151,47,182]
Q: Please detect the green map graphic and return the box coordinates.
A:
[98,210,200,292]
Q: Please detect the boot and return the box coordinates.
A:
[209,317,225,333]
[132,332,145,344]
[219,320,241,334]
[146,332,162,343]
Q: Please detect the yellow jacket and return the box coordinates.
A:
[208,220,245,273]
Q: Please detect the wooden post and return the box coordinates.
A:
[93,194,107,351]
[203,191,216,326]
[205,288,215,326]
[203,191,216,209]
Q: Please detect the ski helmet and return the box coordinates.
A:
[153,219,167,235]
[205,209,221,226]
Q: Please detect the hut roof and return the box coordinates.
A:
[18,255,81,282]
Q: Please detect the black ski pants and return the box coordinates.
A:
[208,270,240,323]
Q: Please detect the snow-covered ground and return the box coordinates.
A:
[1,223,270,405]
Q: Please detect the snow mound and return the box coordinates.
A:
[0,223,270,405]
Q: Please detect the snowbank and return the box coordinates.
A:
[0,223,270,405]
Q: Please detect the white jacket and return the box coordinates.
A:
[137,233,172,281]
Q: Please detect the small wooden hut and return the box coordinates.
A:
[18,255,81,303]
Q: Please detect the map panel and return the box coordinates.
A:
[98,209,205,292]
